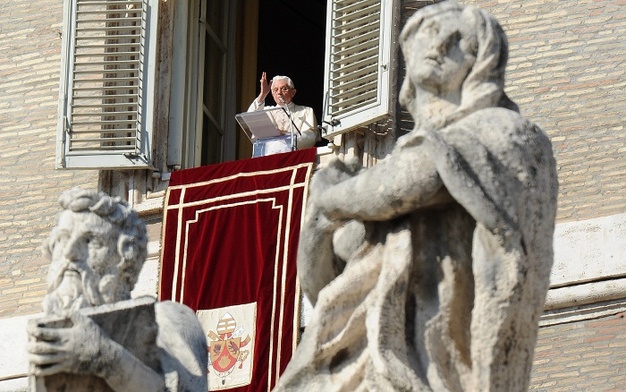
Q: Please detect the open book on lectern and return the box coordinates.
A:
[235,107,284,141]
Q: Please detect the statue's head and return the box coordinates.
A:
[42,188,148,315]
[399,1,517,127]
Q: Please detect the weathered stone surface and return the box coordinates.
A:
[27,189,207,391]
[276,2,558,391]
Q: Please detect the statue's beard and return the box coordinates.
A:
[42,261,118,316]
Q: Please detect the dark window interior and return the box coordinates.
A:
[257,0,327,122]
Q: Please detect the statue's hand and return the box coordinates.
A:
[28,311,113,378]
[305,158,362,228]
[394,128,428,150]
[310,158,361,199]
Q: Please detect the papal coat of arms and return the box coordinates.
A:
[208,312,251,377]
[197,303,256,390]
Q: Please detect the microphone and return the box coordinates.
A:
[278,97,300,151]
[278,97,301,135]
[278,97,290,115]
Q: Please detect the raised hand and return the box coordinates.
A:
[258,71,271,103]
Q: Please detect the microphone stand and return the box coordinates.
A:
[279,98,300,151]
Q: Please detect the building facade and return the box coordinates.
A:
[0,0,624,390]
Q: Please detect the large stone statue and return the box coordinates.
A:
[27,189,208,391]
[275,2,558,391]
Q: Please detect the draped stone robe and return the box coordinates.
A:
[274,107,558,392]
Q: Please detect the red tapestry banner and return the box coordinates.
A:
[159,149,316,391]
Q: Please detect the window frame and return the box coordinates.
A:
[166,0,238,169]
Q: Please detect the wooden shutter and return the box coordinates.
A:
[56,0,156,169]
[321,0,397,139]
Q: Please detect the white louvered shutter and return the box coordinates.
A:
[321,0,396,139]
[56,0,157,169]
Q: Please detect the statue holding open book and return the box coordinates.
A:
[27,188,208,391]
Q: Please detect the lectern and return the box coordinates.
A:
[236,108,295,157]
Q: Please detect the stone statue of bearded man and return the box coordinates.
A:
[28,188,208,391]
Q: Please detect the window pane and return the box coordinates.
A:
[201,113,223,165]
[203,35,225,122]
[206,2,225,41]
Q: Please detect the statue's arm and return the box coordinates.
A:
[296,198,345,304]
[156,301,209,391]
[319,144,449,222]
